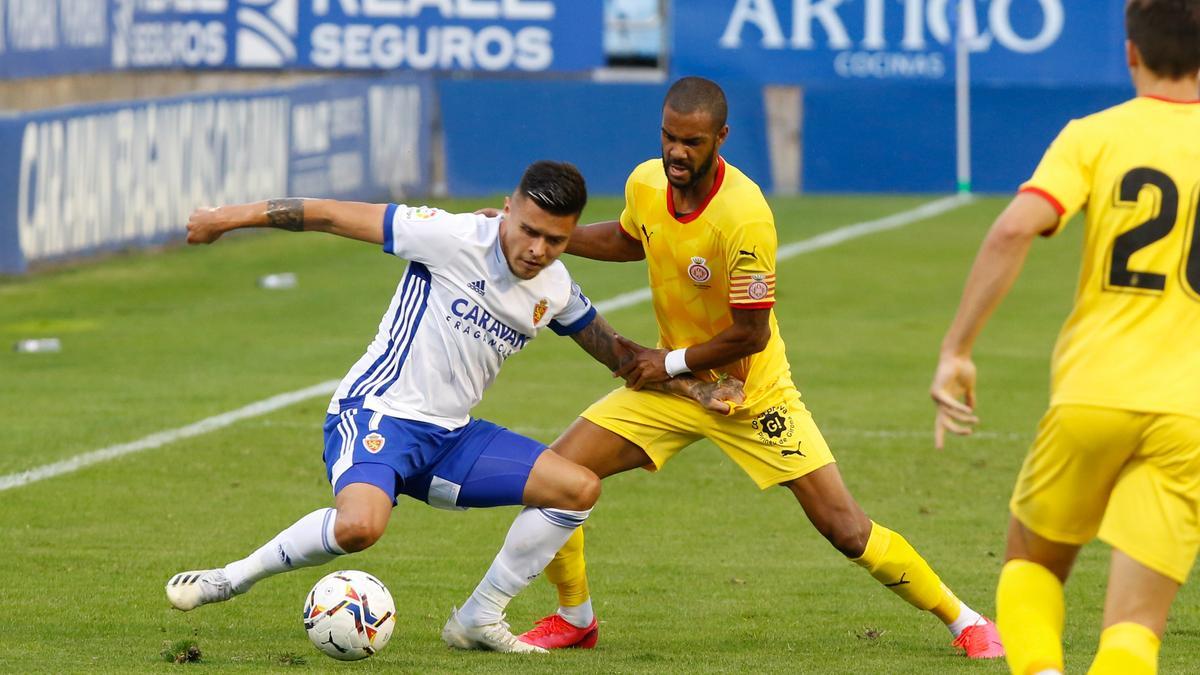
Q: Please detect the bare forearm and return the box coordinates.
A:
[570,314,703,395]
[215,199,386,243]
[675,309,772,373]
[567,221,645,262]
[570,313,627,371]
[940,226,1036,356]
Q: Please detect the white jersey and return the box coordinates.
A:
[328,204,596,429]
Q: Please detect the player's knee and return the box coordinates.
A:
[823,515,871,558]
[334,513,385,553]
[563,468,601,511]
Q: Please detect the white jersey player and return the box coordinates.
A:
[163,161,744,653]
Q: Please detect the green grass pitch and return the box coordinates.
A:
[1,195,1197,673]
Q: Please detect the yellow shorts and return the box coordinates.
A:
[580,385,835,489]
[1011,404,1200,583]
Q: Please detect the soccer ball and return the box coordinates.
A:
[303,570,396,661]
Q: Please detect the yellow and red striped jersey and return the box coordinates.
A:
[618,157,794,403]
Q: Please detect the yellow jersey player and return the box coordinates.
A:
[931,3,1200,673]
[510,77,1004,659]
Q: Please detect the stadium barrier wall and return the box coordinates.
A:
[436,77,1133,197]
[0,74,432,275]
[802,82,1132,194]
[665,0,1136,193]
[437,79,774,198]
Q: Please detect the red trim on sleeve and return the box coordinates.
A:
[731,301,774,310]
[1019,186,1065,216]
[1143,94,1200,104]
[618,224,639,242]
[667,157,726,224]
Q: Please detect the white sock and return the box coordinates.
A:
[224,508,346,594]
[558,598,594,628]
[946,601,984,637]
[458,507,590,628]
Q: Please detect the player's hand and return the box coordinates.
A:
[693,375,746,414]
[613,335,670,390]
[930,353,980,449]
[186,207,227,245]
[474,207,501,218]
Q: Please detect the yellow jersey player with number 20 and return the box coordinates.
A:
[931,3,1200,673]
[505,77,1004,661]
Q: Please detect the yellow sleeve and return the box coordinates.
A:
[726,220,777,308]
[1020,120,1092,237]
[618,170,641,242]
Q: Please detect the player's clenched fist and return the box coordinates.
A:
[186,207,227,244]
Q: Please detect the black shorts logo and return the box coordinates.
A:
[752,404,797,449]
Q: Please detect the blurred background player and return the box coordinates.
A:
[930,2,1200,673]
[163,161,741,653]
[507,77,1003,659]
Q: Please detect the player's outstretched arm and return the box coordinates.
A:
[931,192,1059,448]
[566,221,646,262]
[186,199,388,245]
[570,312,744,413]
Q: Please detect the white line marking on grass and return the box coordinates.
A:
[0,195,975,493]
[776,193,974,259]
[0,380,339,492]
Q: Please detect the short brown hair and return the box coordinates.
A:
[1127,0,1200,78]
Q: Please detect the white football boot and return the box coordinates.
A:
[441,607,547,654]
[165,569,235,611]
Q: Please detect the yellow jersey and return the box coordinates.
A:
[1021,96,1200,417]
[618,157,793,404]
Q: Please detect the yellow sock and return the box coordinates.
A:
[1087,622,1160,675]
[997,559,1064,675]
[852,522,956,615]
[545,526,589,607]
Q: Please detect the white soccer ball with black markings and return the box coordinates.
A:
[303,570,396,661]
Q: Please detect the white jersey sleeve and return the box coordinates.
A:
[548,281,597,336]
[381,204,473,267]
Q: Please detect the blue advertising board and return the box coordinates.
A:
[0,74,432,274]
[0,0,603,79]
[438,79,773,197]
[0,0,112,79]
[673,0,1127,87]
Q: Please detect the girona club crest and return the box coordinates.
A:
[363,432,386,454]
[748,274,770,300]
[533,298,549,324]
[688,257,711,283]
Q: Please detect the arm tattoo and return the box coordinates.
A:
[570,314,626,372]
[266,198,305,232]
[570,313,701,398]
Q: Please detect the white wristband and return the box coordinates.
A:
[664,348,690,376]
